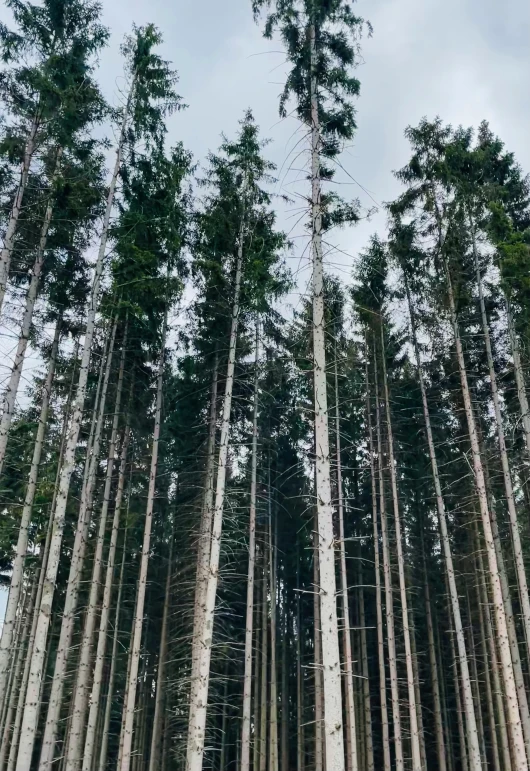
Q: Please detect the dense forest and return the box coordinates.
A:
[0,2,529,771]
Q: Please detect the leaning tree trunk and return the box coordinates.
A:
[443,257,528,770]
[364,353,390,771]
[380,327,422,770]
[471,221,530,671]
[0,146,63,477]
[0,318,61,703]
[241,320,259,771]
[14,73,137,771]
[309,23,345,771]
[403,276,482,771]
[373,339,403,771]
[82,425,130,771]
[0,114,40,315]
[185,176,246,771]
[119,313,166,771]
[333,341,357,771]
[65,333,127,771]
[39,316,118,771]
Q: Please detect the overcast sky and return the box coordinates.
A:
[0,0,529,606]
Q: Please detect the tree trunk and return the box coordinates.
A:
[505,296,530,466]
[148,531,174,771]
[403,275,482,771]
[313,529,323,771]
[309,22,345,771]
[259,545,268,771]
[0,115,40,314]
[66,332,128,771]
[471,222,530,674]
[379,325,422,771]
[39,315,118,771]
[441,225,527,769]
[15,73,136,771]
[0,318,61,702]
[296,553,304,771]
[241,321,259,771]
[423,555,446,771]
[333,341,357,771]
[97,525,129,771]
[364,353,390,771]
[0,147,63,476]
[373,343,403,771]
[358,573,374,771]
[185,175,246,771]
[119,312,166,771]
[269,513,279,771]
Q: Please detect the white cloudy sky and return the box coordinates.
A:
[0,0,529,607]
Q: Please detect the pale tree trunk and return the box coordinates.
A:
[0,146,63,476]
[471,223,530,672]
[15,72,137,771]
[465,591,487,769]
[66,333,128,771]
[308,23,345,771]
[281,599,289,771]
[148,530,174,771]
[364,354,390,771]
[117,590,136,771]
[119,312,166,771]
[189,351,219,716]
[83,426,130,771]
[445,581,469,771]
[0,115,40,314]
[505,296,530,464]
[39,316,118,771]
[0,318,61,702]
[269,514,279,771]
[97,525,129,771]
[442,258,528,770]
[259,545,268,771]
[185,178,246,771]
[313,532,324,771]
[241,320,259,771]
[0,579,37,769]
[403,277,482,771]
[5,337,79,771]
[0,591,26,734]
[333,342,357,771]
[357,572,374,771]
[408,606,427,771]
[373,345,403,771]
[379,325,422,771]
[473,557,503,771]
[433,193,527,767]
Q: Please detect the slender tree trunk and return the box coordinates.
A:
[83,425,130,771]
[117,579,137,771]
[0,318,61,702]
[471,224,530,674]
[281,599,289,771]
[66,332,128,771]
[97,525,129,771]
[379,325,422,771]
[423,554,446,771]
[505,296,530,465]
[465,590,488,770]
[259,545,268,771]
[403,276,482,771]
[296,554,304,771]
[441,225,528,770]
[445,579,469,771]
[241,321,259,771]
[358,574,374,771]
[313,529,323,771]
[0,147,63,475]
[0,115,40,314]
[408,606,427,771]
[15,72,137,770]
[373,343,403,771]
[309,22,345,771]
[119,312,166,771]
[189,352,219,715]
[333,342,357,771]
[269,514,279,771]
[148,531,174,771]
[39,316,118,771]
[185,176,246,771]
[364,354,390,771]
